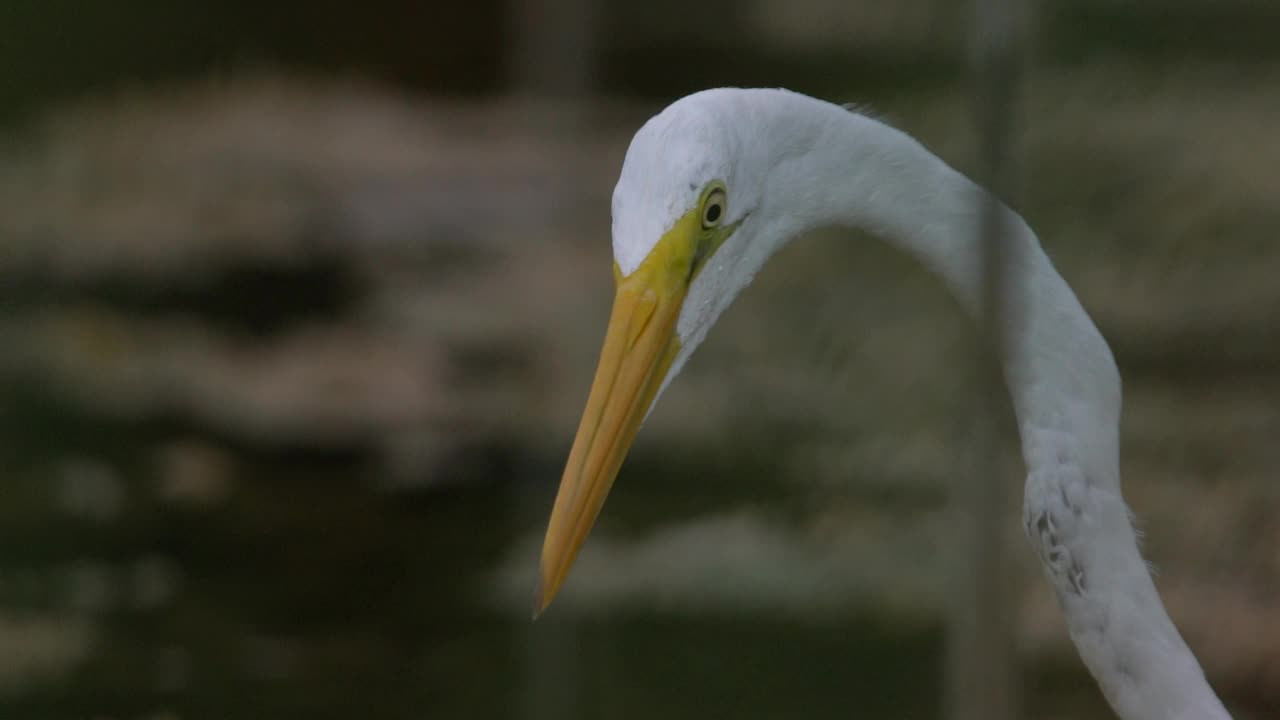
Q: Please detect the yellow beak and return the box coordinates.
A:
[534,217,701,616]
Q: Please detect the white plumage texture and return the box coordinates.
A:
[611,89,757,275]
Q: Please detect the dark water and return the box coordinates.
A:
[0,381,1118,719]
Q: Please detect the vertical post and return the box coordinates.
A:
[946,1,1027,720]
[517,473,584,720]
[509,3,596,717]
[507,0,597,100]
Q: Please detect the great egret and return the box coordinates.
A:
[534,88,1230,720]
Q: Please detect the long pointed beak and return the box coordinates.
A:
[534,261,687,616]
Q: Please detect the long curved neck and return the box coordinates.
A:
[763,98,1229,720]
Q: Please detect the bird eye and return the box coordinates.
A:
[701,189,726,229]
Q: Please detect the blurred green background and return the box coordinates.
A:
[0,1,1277,719]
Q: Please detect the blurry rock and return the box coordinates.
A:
[153,441,235,509]
[62,562,116,615]
[492,508,948,618]
[240,633,301,683]
[54,456,124,523]
[0,77,618,283]
[5,309,449,449]
[375,424,446,492]
[0,614,94,692]
[129,555,180,611]
[194,326,439,446]
[151,645,192,693]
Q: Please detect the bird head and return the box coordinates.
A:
[534,90,775,615]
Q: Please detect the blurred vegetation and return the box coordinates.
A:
[0,2,1277,719]
[5,0,1280,124]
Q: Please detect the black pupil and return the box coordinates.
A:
[705,203,722,223]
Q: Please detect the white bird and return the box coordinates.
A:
[534,88,1230,720]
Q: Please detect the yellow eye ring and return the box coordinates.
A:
[701,188,727,229]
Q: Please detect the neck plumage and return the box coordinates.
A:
[768,99,1229,720]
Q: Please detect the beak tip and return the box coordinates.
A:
[532,570,553,620]
[531,584,545,621]
[533,558,574,620]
